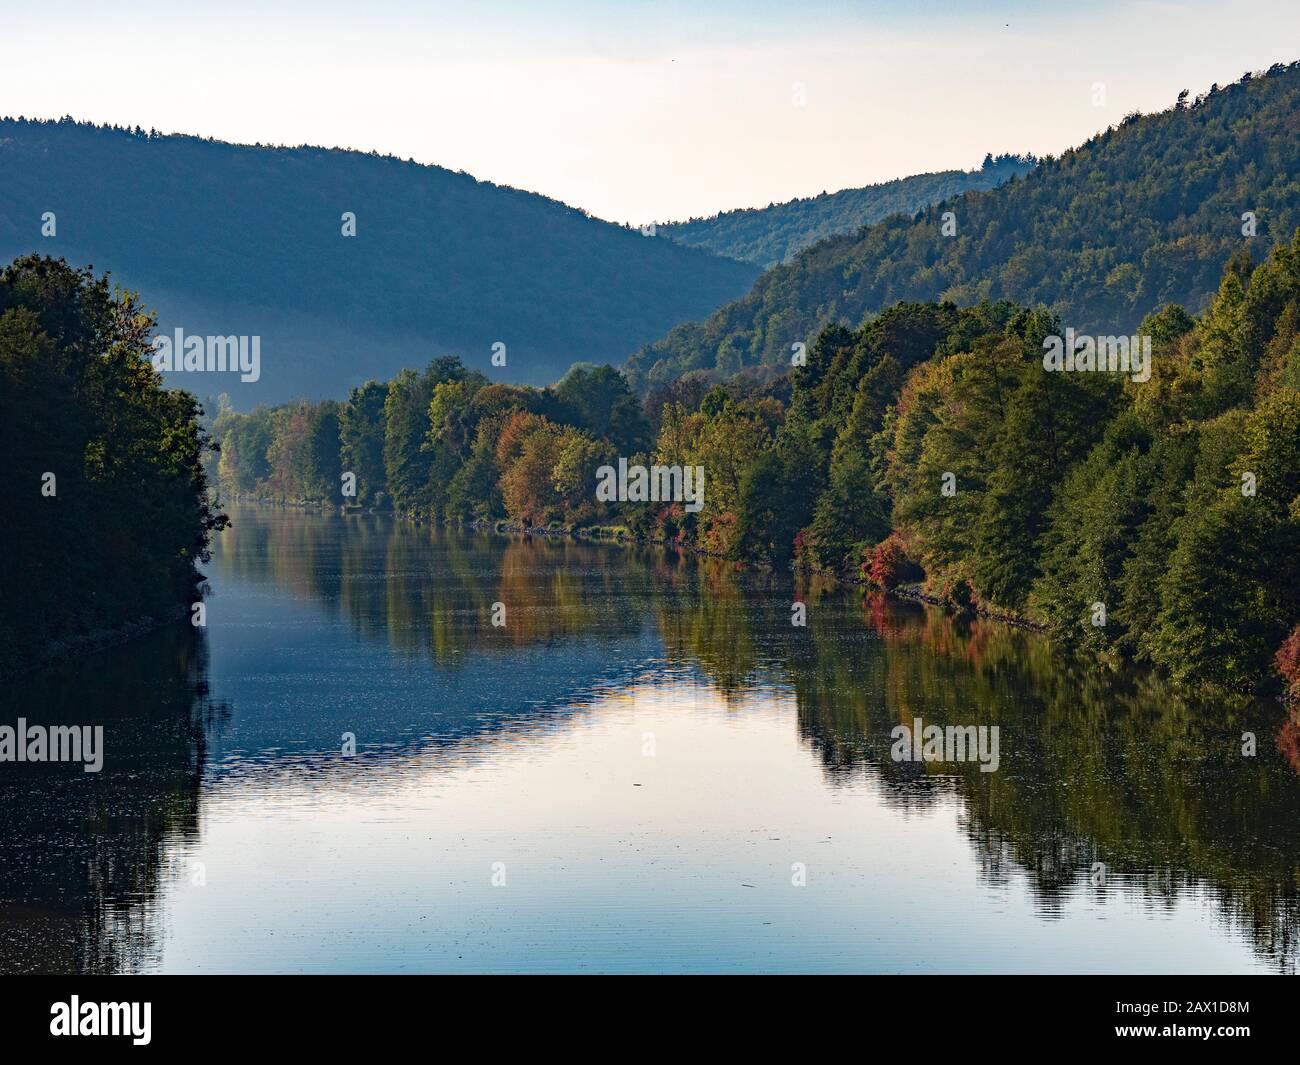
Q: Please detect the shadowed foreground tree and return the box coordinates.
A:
[0,255,226,675]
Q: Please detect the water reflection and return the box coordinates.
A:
[1,505,1297,973]
[792,596,1300,968]
[0,627,225,973]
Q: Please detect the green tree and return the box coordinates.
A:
[340,380,389,506]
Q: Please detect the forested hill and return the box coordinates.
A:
[628,62,1300,389]
[660,154,1034,268]
[0,119,758,405]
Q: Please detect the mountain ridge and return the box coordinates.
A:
[0,118,759,406]
[627,62,1300,389]
[659,153,1034,268]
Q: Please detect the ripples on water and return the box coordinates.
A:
[1,505,1297,973]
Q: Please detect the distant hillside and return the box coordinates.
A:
[660,154,1034,268]
[0,119,758,405]
[629,63,1300,388]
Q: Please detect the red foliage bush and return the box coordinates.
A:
[861,532,917,590]
[792,528,811,566]
[1275,624,1300,701]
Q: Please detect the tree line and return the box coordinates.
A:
[210,230,1300,695]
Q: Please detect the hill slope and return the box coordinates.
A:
[0,119,758,405]
[660,154,1034,268]
[628,63,1300,388]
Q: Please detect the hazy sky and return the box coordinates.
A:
[4,1,1297,223]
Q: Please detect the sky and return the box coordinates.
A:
[3,1,1298,224]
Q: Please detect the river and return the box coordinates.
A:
[2,504,1297,973]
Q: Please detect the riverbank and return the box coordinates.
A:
[211,500,1285,699]
[462,518,737,558]
[460,517,1049,631]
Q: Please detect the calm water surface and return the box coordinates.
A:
[2,505,1298,973]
